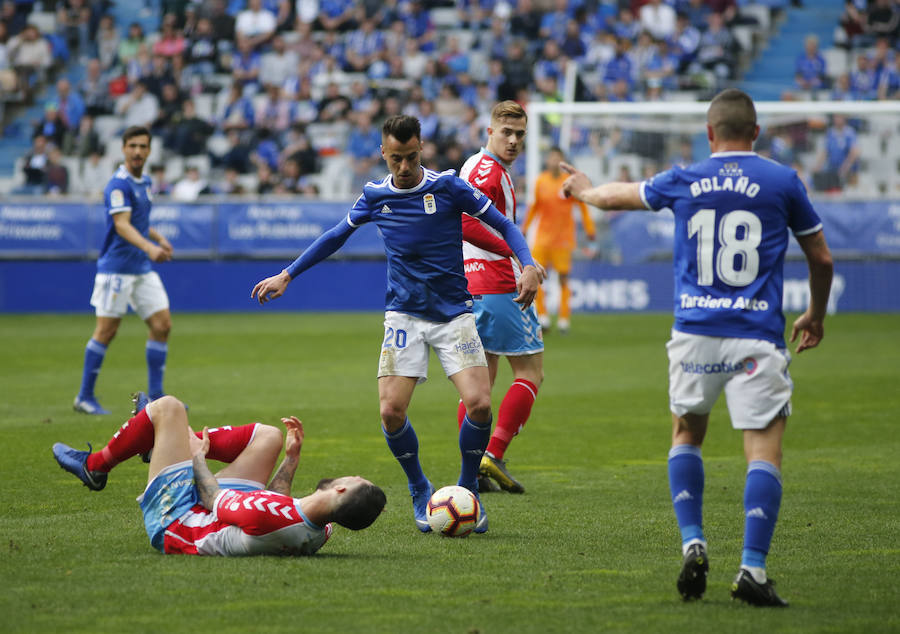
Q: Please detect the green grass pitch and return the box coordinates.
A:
[1,312,898,633]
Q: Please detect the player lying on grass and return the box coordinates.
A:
[52,393,386,555]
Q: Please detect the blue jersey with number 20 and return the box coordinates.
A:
[640,151,823,347]
[349,168,493,322]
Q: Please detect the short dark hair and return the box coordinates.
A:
[707,89,757,142]
[122,125,151,145]
[318,478,387,530]
[382,115,421,144]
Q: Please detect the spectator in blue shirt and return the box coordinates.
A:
[539,0,573,45]
[346,111,382,188]
[849,53,878,99]
[813,114,860,191]
[795,35,827,91]
[604,37,634,87]
[670,12,701,73]
[56,77,86,131]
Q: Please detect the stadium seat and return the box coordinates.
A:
[184,154,211,177]
[193,94,215,121]
[94,116,122,144]
[740,3,772,32]
[430,8,459,29]
[822,48,849,79]
[206,134,229,157]
[164,156,184,182]
[27,11,57,34]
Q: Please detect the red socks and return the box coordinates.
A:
[457,379,539,459]
[87,409,155,472]
[85,412,259,472]
[197,424,259,463]
[486,379,538,459]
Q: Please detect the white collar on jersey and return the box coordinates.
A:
[115,164,149,184]
[387,166,429,194]
[710,151,758,158]
[481,147,512,170]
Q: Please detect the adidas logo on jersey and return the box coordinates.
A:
[380,204,392,214]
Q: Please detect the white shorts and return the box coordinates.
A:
[666,330,793,430]
[377,311,487,383]
[90,271,169,319]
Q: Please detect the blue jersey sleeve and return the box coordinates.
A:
[451,176,492,217]
[347,192,375,227]
[478,205,535,268]
[105,178,132,215]
[284,216,357,279]
[639,168,679,211]
[786,172,823,236]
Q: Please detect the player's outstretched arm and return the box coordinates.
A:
[559,162,644,211]
[251,269,292,305]
[267,416,304,496]
[251,219,358,305]
[192,427,222,509]
[790,229,834,353]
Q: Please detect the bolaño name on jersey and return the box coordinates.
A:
[680,293,770,311]
[689,176,760,198]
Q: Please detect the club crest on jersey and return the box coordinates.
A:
[423,193,437,214]
[720,162,743,178]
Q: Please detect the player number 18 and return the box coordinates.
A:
[687,209,761,287]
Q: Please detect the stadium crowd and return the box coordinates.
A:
[2,0,897,199]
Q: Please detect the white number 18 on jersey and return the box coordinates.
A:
[687,209,762,287]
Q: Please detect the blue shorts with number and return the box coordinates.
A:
[138,463,265,553]
[138,460,199,553]
[472,292,544,356]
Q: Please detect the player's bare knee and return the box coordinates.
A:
[149,322,171,341]
[380,404,407,433]
[464,396,492,422]
[147,395,185,424]
[92,326,117,345]
[253,424,283,452]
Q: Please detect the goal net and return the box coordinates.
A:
[522,99,900,313]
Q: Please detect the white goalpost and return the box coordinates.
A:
[524,99,900,200]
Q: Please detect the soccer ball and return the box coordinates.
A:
[426,485,480,537]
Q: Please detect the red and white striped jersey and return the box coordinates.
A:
[459,148,521,295]
[163,488,332,556]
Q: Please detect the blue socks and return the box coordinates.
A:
[145,340,168,400]
[741,460,783,573]
[668,444,705,548]
[669,444,783,578]
[383,418,427,489]
[458,414,491,492]
[78,338,107,400]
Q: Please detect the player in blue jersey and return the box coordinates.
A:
[74,126,174,415]
[251,115,542,534]
[561,89,834,606]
